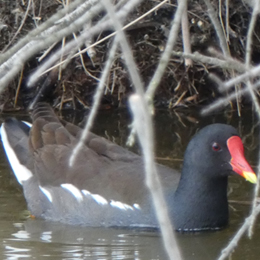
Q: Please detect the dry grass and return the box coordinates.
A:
[0,0,259,110]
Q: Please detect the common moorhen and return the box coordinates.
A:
[0,103,257,231]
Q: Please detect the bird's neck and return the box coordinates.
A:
[172,166,229,232]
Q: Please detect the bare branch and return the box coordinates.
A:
[69,36,119,166]
[217,204,260,260]
[27,0,139,87]
[145,0,187,102]
[172,51,246,73]
[203,0,229,56]
[129,94,182,260]
[99,1,182,259]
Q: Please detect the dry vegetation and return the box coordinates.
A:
[0,0,259,111]
[1,1,260,260]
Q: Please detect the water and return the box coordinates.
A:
[0,107,259,259]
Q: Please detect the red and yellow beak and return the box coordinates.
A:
[227,136,257,184]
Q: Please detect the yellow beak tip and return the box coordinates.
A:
[243,171,257,184]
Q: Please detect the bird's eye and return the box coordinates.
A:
[212,142,221,151]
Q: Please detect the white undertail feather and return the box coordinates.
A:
[1,122,142,213]
[110,200,134,211]
[0,123,33,185]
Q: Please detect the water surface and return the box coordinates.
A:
[0,108,259,259]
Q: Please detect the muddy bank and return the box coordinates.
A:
[0,0,258,111]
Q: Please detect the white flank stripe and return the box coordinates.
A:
[81,189,108,205]
[61,184,83,202]
[81,189,91,196]
[133,203,141,210]
[110,200,134,211]
[91,194,108,205]
[39,186,53,203]
[0,123,33,185]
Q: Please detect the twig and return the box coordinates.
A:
[129,95,182,260]
[29,0,169,84]
[69,36,119,166]
[27,0,142,87]
[145,0,187,103]
[58,37,66,80]
[249,152,260,238]
[220,65,260,92]
[172,90,187,108]
[217,203,260,260]
[0,0,88,65]
[245,0,260,237]
[3,0,32,52]
[178,0,192,67]
[218,0,227,45]
[201,76,260,115]
[38,42,57,62]
[14,66,24,108]
[73,33,100,82]
[225,0,230,42]
[244,1,260,116]
[0,0,103,91]
[100,1,182,259]
[172,51,246,73]
[203,0,229,57]
[101,0,144,94]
